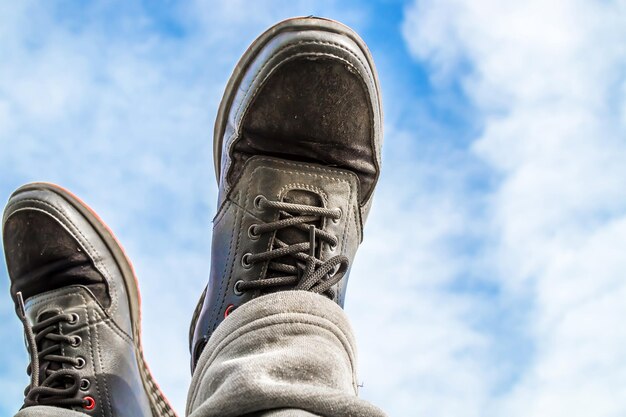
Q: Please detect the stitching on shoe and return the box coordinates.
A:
[84,302,104,417]
[248,158,360,185]
[277,183,329,205]
[9,199,121,319]
[209,202,241,333]
[337,198,353,305]
[262,38,372,81]
[93,318,113,417]
[255,180,282,282]
[214,193,237,225]
[29,289,134,347]
[26,290,91,310]
[96,310,134,345]
[250,156,361,186]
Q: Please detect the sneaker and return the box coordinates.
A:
[3,183,176,416]
[189,16,382,371]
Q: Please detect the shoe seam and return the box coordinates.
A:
[276,183,329,205]
[223,156,363,209]
[25,289,89,310]
[208,202,241,335]
[213,192,238,225]
[94,309,134,346]
[93,314,113,417]
[247,157,361,184]
[337,196,354,304]
[84,304,103,417]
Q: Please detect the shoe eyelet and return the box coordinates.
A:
[332,208,342,224]
[70,335,82,347]
[68,313,80,325]
[75,357,86,369]
[253,195,264,210]
[248,224,260,240]
[329,241,338,251]
[234,280,245,296]
[241,253,253,269]
[80,378,90,391]
[83,396,96,410]
[224,304,236,318]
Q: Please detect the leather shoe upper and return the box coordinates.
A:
[190,16,382,371]
[3,184,175,417]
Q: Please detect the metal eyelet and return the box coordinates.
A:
[80,378,90,391]
[234,280,245,296]
[68,313,80,325]
[248,224,260,240]
[70,336,82,347]
[241,253,253,269]
[332,208,342,224]
[329,240,338,251]
[253,195,264,210]
[75,357,86,369]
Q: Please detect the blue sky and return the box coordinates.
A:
[2,1,626,416]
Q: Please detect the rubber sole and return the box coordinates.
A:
[212,16,382,182]
[11,182,177,417]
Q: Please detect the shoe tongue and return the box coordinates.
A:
[275,189,323,246]
[282,189,322,207]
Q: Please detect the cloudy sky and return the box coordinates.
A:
[1,0,626,416]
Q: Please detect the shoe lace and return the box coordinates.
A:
[16,292,89,409]
[237,195,349,298]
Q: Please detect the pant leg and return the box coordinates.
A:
[186,291,386,417]
[14,406,89,417]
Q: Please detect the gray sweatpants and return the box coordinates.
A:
[15,291,386,417]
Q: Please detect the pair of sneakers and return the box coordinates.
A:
[3,16,382,416]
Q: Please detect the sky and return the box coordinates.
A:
[1,0,626,416]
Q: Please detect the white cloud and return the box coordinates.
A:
[345,122,496,416]
[404,0,626,415]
